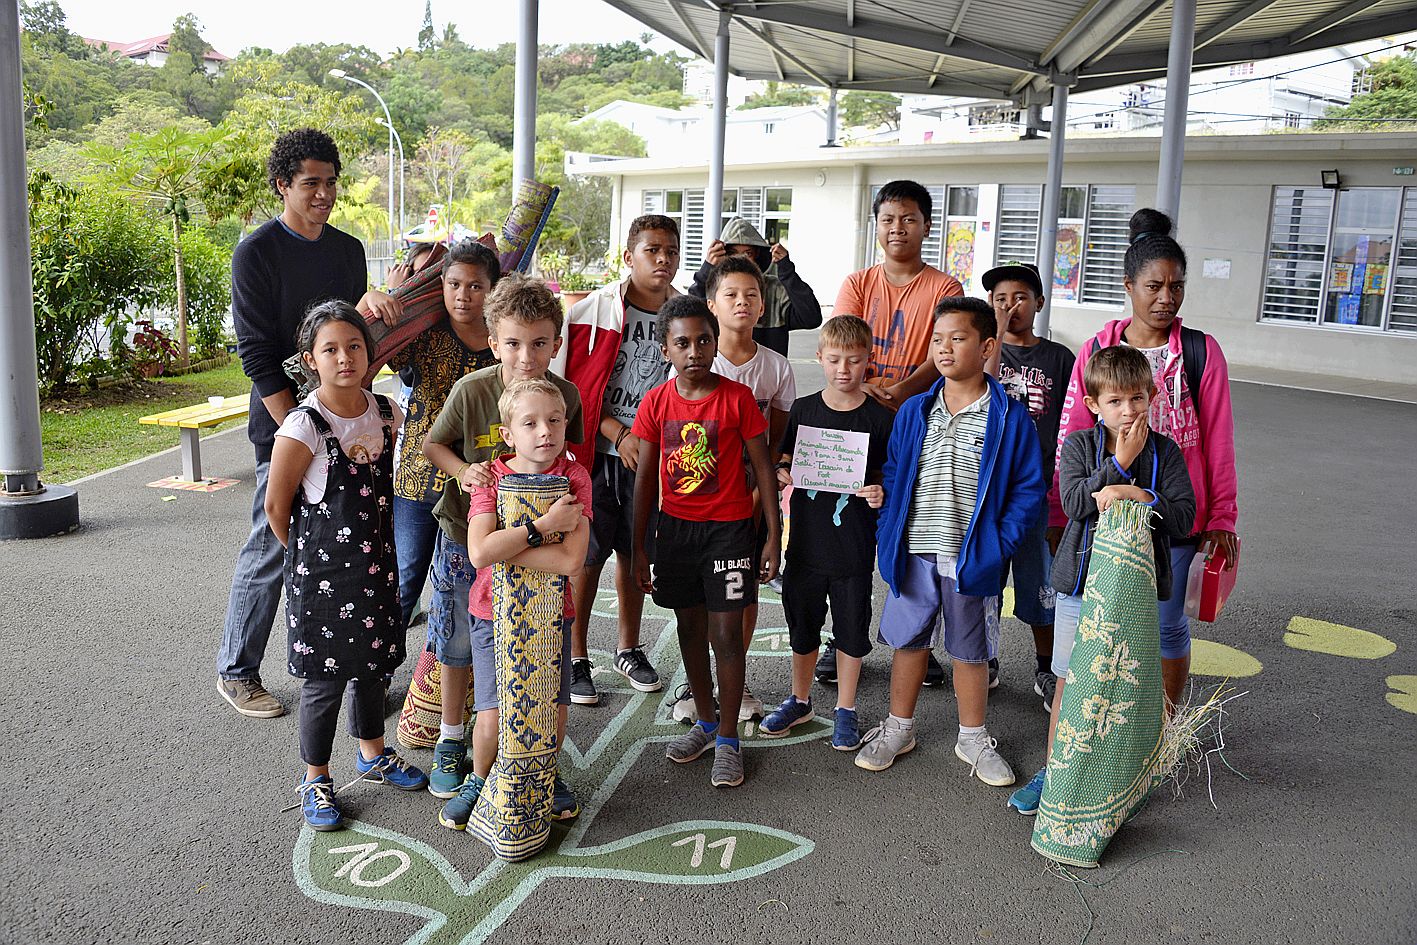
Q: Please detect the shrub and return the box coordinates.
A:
[158,226,232,361]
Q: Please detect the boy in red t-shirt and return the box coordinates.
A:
[631,296,782,789]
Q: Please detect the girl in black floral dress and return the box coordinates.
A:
[267,301,428,831]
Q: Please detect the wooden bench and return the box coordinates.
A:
[139,398,250,481]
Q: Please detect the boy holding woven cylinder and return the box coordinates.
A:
[1008,345,1195,817]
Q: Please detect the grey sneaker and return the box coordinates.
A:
[217,676,285,718]
[955,730,1017,786]
[711,743,745,788]
[569,658,599,706]
[853,717,916,771]
[666,724,716,763]
[1034,670,1058,711]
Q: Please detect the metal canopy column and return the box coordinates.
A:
[824,87,840,147]
[1156,0,1196,223]
[1036,81,1070,338]
[512,0,539,187]
[0,0,78,539]
[706,9,731,243]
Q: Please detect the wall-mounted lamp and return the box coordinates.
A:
[1321,169,1342,190]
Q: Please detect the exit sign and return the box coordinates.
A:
[1395,166,1414,175]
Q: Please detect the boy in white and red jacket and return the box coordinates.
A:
[1049,207,1238,710]
[552,214,682,706]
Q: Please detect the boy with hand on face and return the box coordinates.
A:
[690,217,822,357]
[554,215,682,707]
[984,263,1075,708]
[858,297,1044,787]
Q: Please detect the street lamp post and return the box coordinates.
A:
[329,69,396,253]
[380,118,406,240]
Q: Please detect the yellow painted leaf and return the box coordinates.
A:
[1283,617,1396,660]
[1386,675,1417,716]
[1190,638,1262,678]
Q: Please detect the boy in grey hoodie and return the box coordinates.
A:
[690,217,822,356]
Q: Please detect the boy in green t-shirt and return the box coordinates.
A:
[420,274,584,803]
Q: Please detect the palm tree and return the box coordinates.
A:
[86,126,227,367]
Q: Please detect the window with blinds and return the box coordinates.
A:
[994,184,1126,305]
[1386,189,1417,334]
[641,187,792,272]
[1261,186,1333,324]
[996,185,1042,263]
[1079,185,1135,307]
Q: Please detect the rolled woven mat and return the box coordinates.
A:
[396,649,477,750]
[468,472,569,862]
[1032,499,1166,869]
[496,179,557,273]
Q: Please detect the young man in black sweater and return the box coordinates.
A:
[217,128,402,718]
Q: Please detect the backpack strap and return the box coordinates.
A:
[1179,326,1207,412]
[294,403,333,438]
[373,393,395,425]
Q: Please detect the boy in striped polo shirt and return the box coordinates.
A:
[858,297,1045,786]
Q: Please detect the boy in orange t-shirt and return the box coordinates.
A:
[835,179,963,411]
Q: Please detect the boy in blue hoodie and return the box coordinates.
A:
[856,297,1044,787]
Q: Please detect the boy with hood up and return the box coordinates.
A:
[690,217,823,357]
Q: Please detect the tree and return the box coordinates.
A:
[841,90,902,130]
[413,126,478,206]
[85,126,228,367]
[418,0,436,52]
[167,14,211,65]
[20,0,85,57]
[1315,54,1417,131]
[29,93,208,181]
[154,16,232,123]
[739,81,820,110]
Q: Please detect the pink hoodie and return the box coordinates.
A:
[1049,315,1238,535]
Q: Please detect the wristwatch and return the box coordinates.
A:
[525,521,544,548]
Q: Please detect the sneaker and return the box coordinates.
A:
[552,774,580,820]
[614,647,663,693]
[759,696,813,737]
[666,723,716,763]
[569,658,599,705]
[1008,766,1046,815]
[738,686,764,722]
[766,576,784,594]
[667,684,699,724]
[428,738,467,798]
[711,743,745,787]
[438,773,486,830]
[988,658,1000,690]
[298,775,343,831]
[814,642,838,683]
[1034,670,1058,711]
[854,717,917,771]
[355,748,429,791]
[831,707,863,751]
[954,731,1016,787]
[923,652,947,688]
[217,676,285,718]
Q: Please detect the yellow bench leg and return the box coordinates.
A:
[180,427,203,481]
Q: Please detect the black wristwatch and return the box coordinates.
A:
[525,521,544,548]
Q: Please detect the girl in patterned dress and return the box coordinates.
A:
[267,301,428,831]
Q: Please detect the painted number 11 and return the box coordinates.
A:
[672,833,737,869]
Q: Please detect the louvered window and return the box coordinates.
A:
[1261,186,1332,323]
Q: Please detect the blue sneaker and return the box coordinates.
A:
[831,707,863,751]
[356,748,429,791]
[299,775,344,831]
[1008,766,1046,815]
[552,774,580,821]
[438,773,486,830]
[759,696,813,737]
[428,738,467,798]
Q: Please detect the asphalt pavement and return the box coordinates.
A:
[1,349,1414,945]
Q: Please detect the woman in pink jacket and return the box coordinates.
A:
[1049,208,1238,709]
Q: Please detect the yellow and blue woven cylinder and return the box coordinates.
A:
[468,473,569,862]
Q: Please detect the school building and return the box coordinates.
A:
[576,131,1417,387]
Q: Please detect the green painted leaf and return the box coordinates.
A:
[547,820,814,883]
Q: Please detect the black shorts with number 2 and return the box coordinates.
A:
[651,514,757,613]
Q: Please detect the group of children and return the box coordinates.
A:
[268,188,1237,849]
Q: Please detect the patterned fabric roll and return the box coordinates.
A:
[396,650,476,750]
[1032,500,1166,869]
[468,472,569,862]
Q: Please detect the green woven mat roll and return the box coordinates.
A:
[1033,500,1166,869]
[468,472,569,862]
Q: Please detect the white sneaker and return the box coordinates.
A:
[667,685,698,724]
[738,686,764,722]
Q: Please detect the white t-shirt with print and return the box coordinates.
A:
[711,345,796,422]
[275,390,404,504]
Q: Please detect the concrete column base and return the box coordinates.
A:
[0,485,79,540]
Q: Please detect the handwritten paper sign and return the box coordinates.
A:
[792,425,869,495]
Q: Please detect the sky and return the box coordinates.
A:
[58,0,691,58]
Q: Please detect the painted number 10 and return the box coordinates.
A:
[671,833,737,869]
[329,842,412,888]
